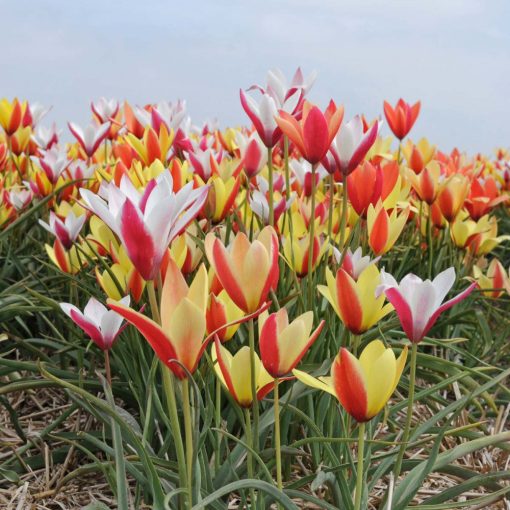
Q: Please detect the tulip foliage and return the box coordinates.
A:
[0,70,509,510]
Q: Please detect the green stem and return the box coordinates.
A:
[427,203,433,279]
[182,378,194,509]
[244,407,256,508]
[339,172,348,255]
[268,146,274,227]
[148,282,187,504]
[274,379,282,494]
[104,349,112,387]
[393,342,418,478]
[354,422,366,510]
[307,164,317,306]
[215,378,221,473]
[327,173,335,242]
[248,318,259,449]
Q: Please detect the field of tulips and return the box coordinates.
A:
[0,68,509,510]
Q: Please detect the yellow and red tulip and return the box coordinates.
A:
[473,259,510,299]
[367,201,409,255]
[206,290,244,342]
[294,340,408,422]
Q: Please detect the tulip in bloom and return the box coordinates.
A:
[32,123,61,150]
[259,308,324,378]
[9,187,32,211]
[235,131,267,178]
[402,138,436,173]
[108,259,208,379]
[206,290,244,342]
[329,116,380,176]
[367,201,410,255]
[212,337,274,408]
[473,259,510,299]
[60,296,129,351]
[36,147,70,184]
[319,265,392,335]
[406,161,441,205]
[293,340,408,422]
[205,226,279,313]
[276,100,344,164]
[465,176,508,220]
[0,98,25,135]
[39,211,87,249]
[436,174,470,223]
[282,231,326,277]
[68,121,111,158]
[376,267,476,343]
[383,99,421,140]
[80,172,209,281]
[335,247,380,280]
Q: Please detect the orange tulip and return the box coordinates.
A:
[367,201,409,255]
[205,226,279,313]
[275,100,343,164]
[436,174,470,222]
[383,99,420,140]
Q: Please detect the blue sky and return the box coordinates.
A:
[2,0,509,154]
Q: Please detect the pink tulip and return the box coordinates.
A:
[60,296,129,350]
[80,172,209,281]
[68,121,111,158]
[376,267,476,343]
[91,98,120,123]
[39,210,87,249]
[36,147,70,184]
[329,116,380,176]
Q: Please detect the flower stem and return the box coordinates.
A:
[354,421,366,510]
[274,379,283,494]
[327,173,335,242]
[268,146,274,227]
[248,318,259,449]
[215,378,221,472]
[393,342,418,478]
[182,378,194,509]
[104,349,112,387]
[307,164,317,305]
[339,172,348,254]
[244,407,256,508]
[427,203,433,279]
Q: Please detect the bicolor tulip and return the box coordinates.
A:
[60,296,129,351]
[336,247,380,281]
[347,161,383,218]
[205,226,279,313]
[212,337,274,408]
[0,98,25,136]
[39,211,87,249]
[8,187,32,211]
[465,176,507,220]
[473,259,510,299]
[68,121,111,158]
[32,123,60,150]
[383,99,421,140]
[436,174,470,223]
[276,100,344,164]
[235,131,267,178]
[376,267,476,343]
[35,147,70,184]
[259,308,324,378]
[293,340,408,422]
[329,116,380,175]
[402,138,436,173]
[80,172,209,281]
[367,201,410,255]
[406,161,441,205]
[319,265,392,335]
[108,259,209,379]
[206,290,244,342]
[282,231,326,277]
[46,239,83,275]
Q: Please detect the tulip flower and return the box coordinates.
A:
[290,159,328,197]
[8,187,32,211]
[212,338,274,408]
[108,259,208,379]
[402,138,436,173]
[282,231,326,277]
[367,201,410,255]
[0,98,25,135]
[39,211,87,250]
[45,239,83,275]
[31,123,60,150]
[68,121,111,158]
[250,188,292,226]
[258,308,324,378]
[91,97,120,124]
[436,174,470,223]
[206,290,244,342]
[235,131,267,178]
[329,116,380,176]
[405,161,441,205]
[376,267,476,343]
[347,161,383,218]
[319,265,392,335]
[80,172,209,281]
[293,340,407,422]
[275,100,344,165]
[205,226,279,313]
[383,99,421,140]
[335,247,380,280]
[465,176,508,220]
[60,296,129,351]
[473,259,510,299]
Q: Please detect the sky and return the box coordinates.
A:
[2,0,509,154]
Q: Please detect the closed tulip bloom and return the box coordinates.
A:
[205,226,279,313]
[383,99,421,140]
[402,138,436,173]
[60,296,129,351]
[108,260,209,379]
[347,161,384,218]
[367,201,410,255]
[39,211,87,250]
[293,340,408,422]
[338,247,380,281]
[436,174,470,223]
[376,267,476,343]
[319,265,392,335]
[206,290,244,342]
[212,337,274,408]
[329,116,380,176]
[68,121,111,158]
[276,100,344,164]
[406,161,441,205]
[80,172,209,281]
[0,98,25,135]
[259,308,324,378]
[282,232,326,277]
